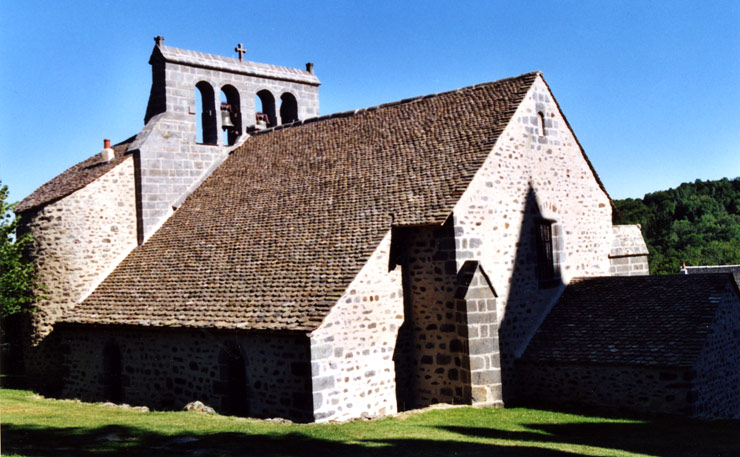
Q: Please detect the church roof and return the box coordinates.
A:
[61,72,553,331]
[520,274,738,368]
[16,138,136,213]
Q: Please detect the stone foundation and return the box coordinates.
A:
[517,362,696,416]
[56,325,313,421]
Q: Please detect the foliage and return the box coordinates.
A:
[0,182,39,318]
[2,388,739,457]
[614,177,740,274]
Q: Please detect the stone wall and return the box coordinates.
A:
[57,325,313,421]
[309,232,404,422]
[692,283,740,418]
[19,158,137,342]
[609,225,649,276]
[449,76,614,391]
[310,75,616,420]
[516,362,695,416]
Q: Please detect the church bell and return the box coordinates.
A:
[220,103,235,130]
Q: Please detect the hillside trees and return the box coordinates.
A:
[614,177,740,274]
[1,182,40,318]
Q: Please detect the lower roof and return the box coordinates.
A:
[521,274,738,368]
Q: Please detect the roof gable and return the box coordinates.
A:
[60,73,538,331]
[521,274,738,367]
[16,138,135,213]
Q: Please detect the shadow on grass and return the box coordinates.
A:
[4,422,564,457]
[5,416,740,457]
[442,418,740,457]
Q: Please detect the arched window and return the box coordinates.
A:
[195,81,217,144]
[218,343,249,416]
[255,90,277,127]
[537,111,546,136]
[102,341,123,403]
[279,92,298,124]
[220,85,241,146]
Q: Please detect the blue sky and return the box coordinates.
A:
[1,0,738,204]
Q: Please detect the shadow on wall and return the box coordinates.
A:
[498,185,564,403]
[4,416,739,456]
[391,219,471,411]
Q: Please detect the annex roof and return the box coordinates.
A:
[16,138,135,213]
[521,274,738,368]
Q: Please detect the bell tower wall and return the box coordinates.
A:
[133,38,321,240]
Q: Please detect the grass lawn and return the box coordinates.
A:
[1,388,738,456]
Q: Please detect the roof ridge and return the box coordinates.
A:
[251,71,541,137]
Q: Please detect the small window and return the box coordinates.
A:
[535,219,557,286]
[537,111,546,136]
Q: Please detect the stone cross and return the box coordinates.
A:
[154,36,165,46]
[235,43,246,61]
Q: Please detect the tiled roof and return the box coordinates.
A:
[15,138,135,213]
[60,73,538,331]
[521,274,737,367]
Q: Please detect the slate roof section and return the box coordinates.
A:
[521,274,738,367]
[683,265,740,286]
[60,73,540,331]
[16,137,136,213]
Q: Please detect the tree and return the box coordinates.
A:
[614,177,740,274]
[0,182,39,318]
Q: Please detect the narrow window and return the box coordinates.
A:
[102,342,123,403]
[195,82,217,144]
[535,219,556,285]
[255,90,276,127]
[279,92,298,124]
[537,111,546,136]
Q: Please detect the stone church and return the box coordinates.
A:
[15,38,740,421]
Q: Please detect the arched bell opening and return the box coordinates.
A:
[255,90,277,128]
[195,81,217,145]
[220,85,241,146]
[279,92,298,124]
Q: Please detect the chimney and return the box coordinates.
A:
[100,138,115,162]
[305,62,314,74]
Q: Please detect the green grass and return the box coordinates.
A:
[2,388,738,456]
